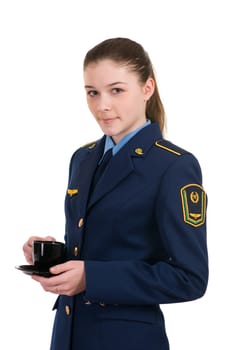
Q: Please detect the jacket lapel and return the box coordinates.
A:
[88,143,134,210]
[77,139,105,214]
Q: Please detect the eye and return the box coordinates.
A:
[87,90,98,97]
[112,87,123,94]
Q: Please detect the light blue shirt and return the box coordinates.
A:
[102,120,151,159]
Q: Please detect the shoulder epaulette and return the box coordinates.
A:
[155,139,187,156]
[81,141,98,150]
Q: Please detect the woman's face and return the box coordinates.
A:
[84,59,154,144]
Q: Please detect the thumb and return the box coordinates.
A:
[49,263,66,275]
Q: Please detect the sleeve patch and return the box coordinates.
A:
[180,184,206,227]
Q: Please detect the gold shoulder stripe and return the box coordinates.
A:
[88,143,97,149]
[155,140,181,156]
[81,141,97,149]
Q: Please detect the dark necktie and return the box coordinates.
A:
[91,148,113,188]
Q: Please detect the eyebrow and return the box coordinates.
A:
[84,81,127,89]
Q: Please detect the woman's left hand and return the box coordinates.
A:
[32,260,86,296]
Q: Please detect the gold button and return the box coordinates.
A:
[78,218,84,228]
[135,148,144,155]
[65,305,71,316]
[73,246,79,257]
[84,300,92,305]
[99,302,106,307]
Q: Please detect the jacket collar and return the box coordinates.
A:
[86,122,162,210]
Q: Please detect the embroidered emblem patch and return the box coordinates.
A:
[180,184,206,227]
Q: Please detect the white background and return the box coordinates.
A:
[0,0,231,349]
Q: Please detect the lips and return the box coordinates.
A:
[100,117,118,124]
[103,118,115,122]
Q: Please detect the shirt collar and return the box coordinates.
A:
[104,120,151,156]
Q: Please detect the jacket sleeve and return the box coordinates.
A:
[84,154,209,305]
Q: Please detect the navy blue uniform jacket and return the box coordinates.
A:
[50,122,208,350]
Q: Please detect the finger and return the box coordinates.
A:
[23,236,56,255]
[49,263,67,275]
[44,236,56,241]
[23,236,56,250]
[22,237,37,263]
[55,286,61,294]
[22,236,35,252]
[24,254,33,265]
[32,274,63,293]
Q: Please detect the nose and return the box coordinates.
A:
[97,94,112,112]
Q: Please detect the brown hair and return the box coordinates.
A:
[84,37,166,133]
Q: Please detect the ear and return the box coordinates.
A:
[143,77,155,101]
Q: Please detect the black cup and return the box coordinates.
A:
[32,240,65,270]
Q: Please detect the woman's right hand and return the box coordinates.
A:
[23,235,56,265]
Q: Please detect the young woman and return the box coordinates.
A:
[23,37,208,350]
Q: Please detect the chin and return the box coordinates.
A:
[100,126,117,136]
